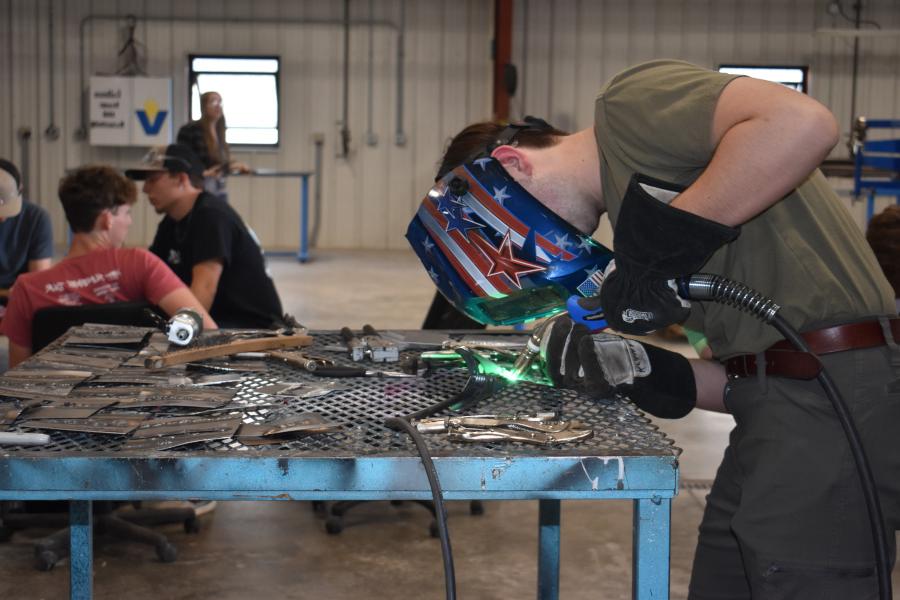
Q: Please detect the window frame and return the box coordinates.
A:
[718,64,809,94]
[187,53,282,148]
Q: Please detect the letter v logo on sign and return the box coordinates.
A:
[136,99,168,135]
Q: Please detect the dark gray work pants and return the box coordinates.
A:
[688,344,900,599]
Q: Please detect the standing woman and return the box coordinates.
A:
[177,91,251,202]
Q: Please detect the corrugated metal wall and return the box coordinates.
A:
[509,0,900,242]
[511,0,900,151]
[2,0,899,251]
[0,0,492,250]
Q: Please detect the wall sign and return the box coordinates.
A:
[89,76,173,146]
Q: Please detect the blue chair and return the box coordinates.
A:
[852,117,900,223]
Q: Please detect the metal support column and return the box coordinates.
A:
[633,496,671,599]
[299,175,309,263]
[69,500,93,600]
[537,499,561,600]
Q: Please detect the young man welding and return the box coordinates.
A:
[408,60,899,599]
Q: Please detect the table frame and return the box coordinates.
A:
[0,453,676,600]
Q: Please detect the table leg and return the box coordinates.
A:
[537,499,560,600]
[299,174,309,263]
[633,496,670,600]
[69,500,93,600]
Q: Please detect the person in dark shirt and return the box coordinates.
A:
[176,91,251,202]
[0,159,53,320]
[126,144,282,329]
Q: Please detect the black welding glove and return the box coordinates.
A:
[600,174,739,335]
[541,314,697,419]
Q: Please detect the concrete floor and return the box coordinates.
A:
[0,249,896,599]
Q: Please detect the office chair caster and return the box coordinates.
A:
[36,549,59,572]
[325,517,344,535]
[183,517,200,534]
[156,541,178,563]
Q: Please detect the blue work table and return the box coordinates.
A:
[231,169,314,262]
[0,330,680,599]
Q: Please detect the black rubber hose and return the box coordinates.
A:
[770,313,891,600]
[384,416,456,600]
[682,274,892,600]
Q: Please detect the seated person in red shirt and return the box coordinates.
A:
[0,165,216,368]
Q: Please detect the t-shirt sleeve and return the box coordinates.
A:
[122,248,186,306]
[0,278,35,349]
[597,60,741,172]
[28,205,54,260]
[191,208,233,267]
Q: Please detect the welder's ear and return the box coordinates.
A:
[491,145,533,179]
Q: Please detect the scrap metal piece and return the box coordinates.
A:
[129,415,241,440]
[237,413,341,438]
[255,381,349,399]
[0,399,43,426]
[22,406,107,420]
[121,430,236,451]
[62,324,155,348]
[20,414,149,436]
[0,373,91,397]
[71,386,236,409]
[186,359,268,373]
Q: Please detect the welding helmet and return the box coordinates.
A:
[406,118,614,326]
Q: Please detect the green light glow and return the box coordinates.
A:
[420,349,553,386]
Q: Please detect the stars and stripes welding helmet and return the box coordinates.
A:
[406,119,614,326]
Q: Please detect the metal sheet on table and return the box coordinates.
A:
[0,332,680,459]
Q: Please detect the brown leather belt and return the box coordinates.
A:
[724,318,900,380]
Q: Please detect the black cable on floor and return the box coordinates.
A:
[384,416,456,600]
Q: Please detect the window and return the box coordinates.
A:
[718,65,809,94]
[189,55,280,146]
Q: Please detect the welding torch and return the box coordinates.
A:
[510,294,610,378]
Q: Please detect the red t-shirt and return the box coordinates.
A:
[0,247,185,350]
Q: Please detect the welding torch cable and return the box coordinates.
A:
[384,416,456,600]
[682,274,893,600]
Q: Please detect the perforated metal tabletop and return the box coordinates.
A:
[0,330,681,600]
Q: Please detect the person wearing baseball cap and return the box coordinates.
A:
[1,164,216,368]
[0,158,53,317]
[127,144,283,329]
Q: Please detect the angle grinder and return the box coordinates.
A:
[166,308,204,346]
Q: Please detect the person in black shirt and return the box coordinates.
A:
[126,144,282,329]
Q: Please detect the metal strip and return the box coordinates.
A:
[69,500,93,600]
[537,499,561,600]
[633,497,671,600]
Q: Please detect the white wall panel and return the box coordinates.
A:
[0,0,493,251]
[4,0,899,252]
[512,0,900,163]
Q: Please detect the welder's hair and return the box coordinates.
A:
[867,205,900,298]
[59,165,137,233]
[436,119,569,181]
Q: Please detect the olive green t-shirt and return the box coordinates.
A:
[594,59,894,359]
